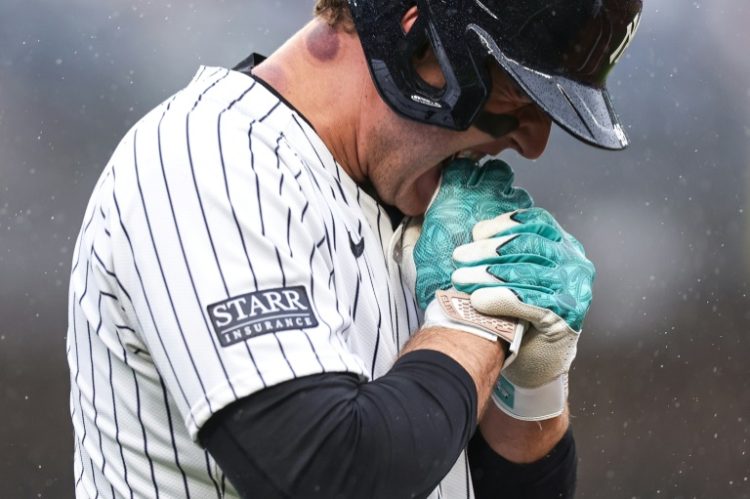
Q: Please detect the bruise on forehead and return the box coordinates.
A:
[306,21,340,61]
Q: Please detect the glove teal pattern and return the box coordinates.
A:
[453,207,595,331]
[413,159,532,310]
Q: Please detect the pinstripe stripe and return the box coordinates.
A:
[89,457,99,499]
[248,125,267,237]
[359,240,384,378]
[78,257,91,306]
[374,208,400,345]
[275,248,286,287]
[107,350,133,499]
[272,333,298,378]
[351,263,362,320]
[72,292,87,491]
[258,100,281,123]
[91,296,107,476]
[396,264,413,347]
[285,209,293,257]
[158,377,191,499]
[132,368,160,498]
[203,452,222,499]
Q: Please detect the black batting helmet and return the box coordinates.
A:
[347,0,643,150]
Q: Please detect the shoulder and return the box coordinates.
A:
[108,67,306,190]
[101,67,350,239]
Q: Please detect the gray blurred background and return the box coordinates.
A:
[1,0,749,497]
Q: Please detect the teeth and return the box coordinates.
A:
[456,151,486,161]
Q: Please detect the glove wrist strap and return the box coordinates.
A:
[423,290,525,366]
[424,298,499,342]
[491,374,568,421]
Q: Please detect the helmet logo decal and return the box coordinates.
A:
[411,94,442,108]
[609,12,641,65]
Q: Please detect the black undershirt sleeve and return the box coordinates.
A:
[468,426,577,499]
[199,349,477,499]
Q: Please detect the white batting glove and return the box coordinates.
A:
[451,208,595,421]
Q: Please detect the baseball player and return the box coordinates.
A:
[67,0,642,497]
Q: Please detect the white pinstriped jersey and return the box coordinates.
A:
[67,66,477,499]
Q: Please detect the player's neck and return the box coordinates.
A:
[252,19,370,185]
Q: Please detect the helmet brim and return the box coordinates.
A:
[487,45,630,150]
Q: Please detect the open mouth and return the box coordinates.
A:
[455,150,487,162]
[438,150,487,169]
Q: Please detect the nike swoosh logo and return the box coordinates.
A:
[348,231,365,258]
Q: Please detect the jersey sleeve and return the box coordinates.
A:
[108,89,366,440]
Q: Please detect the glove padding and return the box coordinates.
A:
[451,207,596,420]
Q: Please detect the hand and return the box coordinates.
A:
[410,158,532,310]
[451,207,596,420]
[396,158,531,352]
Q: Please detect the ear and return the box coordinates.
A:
[401,5,419,34]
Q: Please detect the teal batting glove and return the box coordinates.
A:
[396,158,531,350]
[412,159,532,310]
[451,207,596,420]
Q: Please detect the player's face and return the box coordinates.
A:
[368,60,551,216]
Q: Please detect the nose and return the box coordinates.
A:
[512,104,552,160]
[473,103,552,160]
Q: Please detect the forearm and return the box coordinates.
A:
[200,350,479,499]
[400,325,506,419]
[479,404,569,463]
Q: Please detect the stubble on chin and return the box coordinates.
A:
[368,137,432,212]
[362,113,453,214]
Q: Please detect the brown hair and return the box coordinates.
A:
[314,0,353,28]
